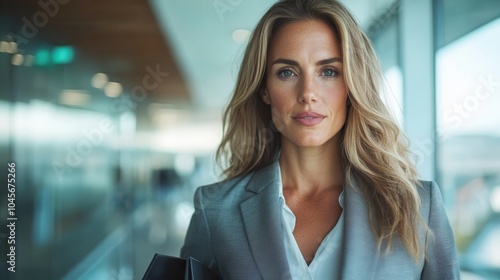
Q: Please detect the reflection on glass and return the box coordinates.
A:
[437,17,500,278]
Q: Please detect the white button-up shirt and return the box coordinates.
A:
[277,166,345,280]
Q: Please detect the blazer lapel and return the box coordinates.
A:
[240,161,291,279]
[238,160,381,279]
[341,178,380,279]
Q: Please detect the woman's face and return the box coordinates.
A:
[263,19,348,148]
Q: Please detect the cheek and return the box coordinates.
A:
[265,81,294,114]
[325,85,348,109]
[269,95,290,132]
[326,89,349,128]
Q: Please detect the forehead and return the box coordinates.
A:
[267,19,342,59]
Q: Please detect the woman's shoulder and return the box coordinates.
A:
[194,160,280,204]
[416,180,443,202]
[192,171,257,208]
[415,180,449,223]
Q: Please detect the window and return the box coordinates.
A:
[436,10,500,279]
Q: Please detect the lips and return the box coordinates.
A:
[292,111,325,126]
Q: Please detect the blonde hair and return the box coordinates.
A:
[216,0,425,261]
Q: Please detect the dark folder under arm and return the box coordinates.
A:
[142,254,221,280]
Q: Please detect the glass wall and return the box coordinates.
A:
[0,10,213,279]
[369,0,500,278]
[435,0,500,278]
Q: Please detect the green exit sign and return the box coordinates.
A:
[35,46,75,65]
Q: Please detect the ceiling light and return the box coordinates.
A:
[104,82,122,98]
[9,42,18,53]
[0,41,9,53]
[11,54,24,66]
[0,41,17,54]
[232,29,251,44]
[91,73,108,89]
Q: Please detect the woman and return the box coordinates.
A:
[181,0,459,279]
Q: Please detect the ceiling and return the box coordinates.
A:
[1,0,190,103]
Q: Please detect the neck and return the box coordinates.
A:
[279,138,344,194]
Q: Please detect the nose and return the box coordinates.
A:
[298,75,317,104]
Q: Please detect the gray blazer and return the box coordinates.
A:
[180,160,460,279]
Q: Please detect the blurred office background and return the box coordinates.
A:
[0,0,499,279]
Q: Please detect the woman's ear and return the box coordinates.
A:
[261,88,271,105]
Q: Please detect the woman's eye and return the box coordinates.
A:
[322,68,338,77]
[277,69,295,79]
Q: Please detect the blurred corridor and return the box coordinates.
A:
[0,0,499,279]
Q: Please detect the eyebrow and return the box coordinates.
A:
[271,57,342,66]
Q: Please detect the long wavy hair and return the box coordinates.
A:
[216,0,426,261]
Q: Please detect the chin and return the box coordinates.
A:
[289,135,331,148]
[283,130,341,148]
